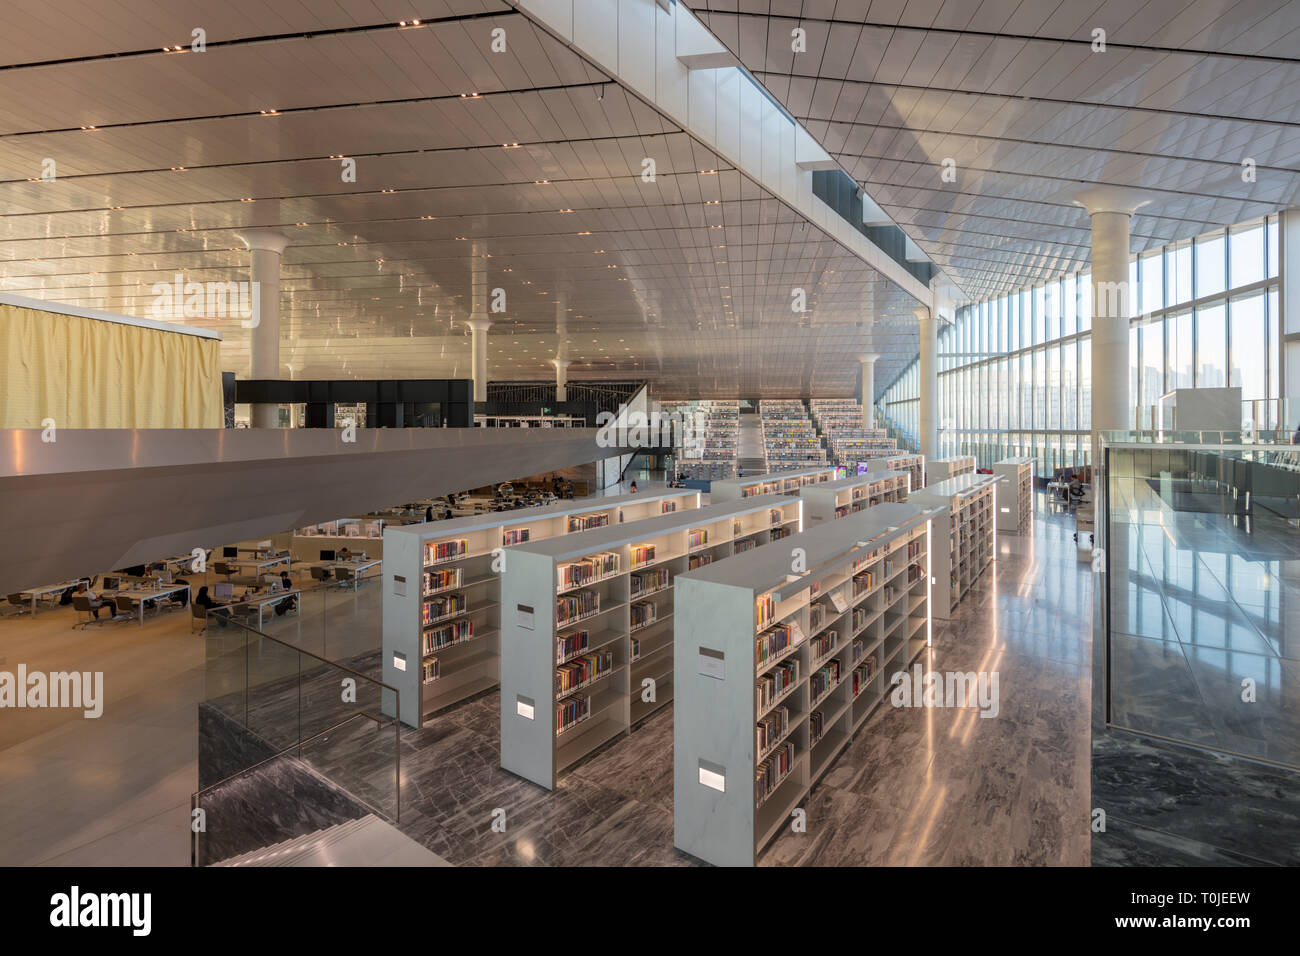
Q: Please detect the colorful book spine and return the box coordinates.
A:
[755,741,795,805]
[555,650,613,695]
[688,553,715,570]
[734,538,756,554]
[631,543,657,566]
[756,706,789,755]
[756,624,793,666]
[556,695,591,734]
[567,513,609,533]
[756,660,798,712]
[630,600,658,631]
[422,566,462,595]
[688,529,708,550]
[555,630,590,664]
[809,659,842,704]
[556,589,599,626]
[425,538,469,566]
[630,567,670,596]
[756,593,775,630]
[422,620,472,655]
[558,551,619,590]
[422,659,440,683]
[503,527,530,546]
[422,592,466,626]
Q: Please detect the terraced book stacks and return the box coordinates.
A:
[760,400,828,470]
[798,471,911,525]
[910,473,999,618]
[674,502,933,866]
[668,399,739,481]
[809,398,897,467]
[381,487,700,727]
[866,454,925,494]
[499,495,803,789]
[993,457,1034,533]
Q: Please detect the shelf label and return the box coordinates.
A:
[697,646,725,680]
[515,695,535,720]
[516,604,535,630]
[392,651,407,672]
[698,759,726,792]
[392,574,406,597]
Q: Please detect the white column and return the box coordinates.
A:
[916,306,938,462]
[235,229,290,428]
[858,352,879,426]
[1076,187,1148,436]
[466,242,492,403]
[553,359,571,402]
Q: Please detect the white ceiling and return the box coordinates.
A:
[684,0,1300,303]
[0,0,928,398]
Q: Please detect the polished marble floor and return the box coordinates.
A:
[1106,476,1300,767]
[384,502,1094,866]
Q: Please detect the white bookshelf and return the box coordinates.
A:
[926,455,976,484]
[710,465,842,502]
[993,457,1034,533]
[867,454,924,494]
[909,473,998,618]
[498,495,804,789]
[673,502,933,866]
[798,471,910,525]
[381,487,700,727]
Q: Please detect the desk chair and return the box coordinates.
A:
[113,595,137,623]
[212,561,236,580]
[335,566,356,590]
[309,566,334,586]
[72,595,107,628]
[190,602,207,635]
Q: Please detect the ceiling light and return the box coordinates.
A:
[503,143,521,148]
[699,169,717,175]
[382,188,395,193]
[705,200,720,205]
[460,92,481,99]
[421,215,436,220]
[171,166,185,171]
[454,236,468,240]
[578,231,592,236]
[259,109,279,115]
[534,180,550,185]
[296,222,307,226]
[80,125,96,131]
[559,208,573,213]
[240,197,254,202]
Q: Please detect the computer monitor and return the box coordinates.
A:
[320,549,336,562]
[102,576,119,591]
[215,582,234,600]
[223,546,239,558]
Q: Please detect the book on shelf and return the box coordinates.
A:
[809,604,826,634]
[567,513,609,533]
[852,656,877,696]
[503,527,530,546]
[422,566,462,595]
[556,589,599,626]
[755,593,775,630]
[852,569,874,597]
[756,706,789,754]
[734,538,756,554]
[809,659,842,702]
[631,543,657,566]
[425,538,469,566]
[631,636,640,660]
[423,619,472,655]
[630,600,658,631]
[556,695,591,734]
[809,628,834,660]
[809,710,825,746]
[851,638,863,662]
[556,629,590,664]
[756,623,793,667]
[422,658,440,683]
[687,552,715,570]
[422,592,466,626]
[630,567,670,596]
[687,528,708,550]
[769,527,790,542]
[555,650,613,695]
[755,741,795,805]
[769,508,782,526]
[557,551,619,590]
[661,500,678,514]
[756,659,798,712]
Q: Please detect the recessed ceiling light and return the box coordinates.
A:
[259,109,279,116]
[534,179,550,184]
[559,208,573,213]
[699,169,717,175]
[705,200,720,205]
[503,143,521,149]
[421,215,436,220]
[578,231,592,236]
[460,92,481,99]
[240,197,254,202]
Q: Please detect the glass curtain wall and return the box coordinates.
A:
[880,215,1281,477]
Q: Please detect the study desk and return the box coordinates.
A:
[233,554,292,578]
[104,583,191,627]
[18,580,83,616]
[222,589,303,630]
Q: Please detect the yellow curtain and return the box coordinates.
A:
[0,302,223,428]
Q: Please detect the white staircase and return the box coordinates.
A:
[212,814,452,867]
[737,415,767,473]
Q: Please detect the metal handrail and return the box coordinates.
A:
[190,710,400,867]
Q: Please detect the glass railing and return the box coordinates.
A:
[191,710,399,867]
[1095,434,1300,770]
[202,609,399,802]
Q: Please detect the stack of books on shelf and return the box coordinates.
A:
[755,741,795,805]
[421,659,440,684]
[852,656,877,696]
[756,659,798,711]
[756,706,789,756]
[688,552,716,570]
[756,623,795,666]
[423,592,467,625]
[557,551,619,590]
[809,659,842,706]
[423,619,472,654]
[556,589,599,626]
[556,695,591,735]
[630,567,670,596]
[567,512,609,533]
[688,528,708,550]
[630,600,658,632]
[555,629,590,663]
[756,593,775,630]
[734,538,757,554]
[425,538,469,565]
[630,543,656,567]
[503,527,530,546]
[555,650,613,695]
[423,567,462,595]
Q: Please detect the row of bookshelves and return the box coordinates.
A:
[910,473,998,618]
[993,456,1034,533]
[674,502,933,866]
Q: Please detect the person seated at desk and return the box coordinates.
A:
[1067,477,1085,507]
[425,505,435,522]
[336,546,353,562]
[274,572,298,616]
[76,581,112,619]
[194,586,231,627]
